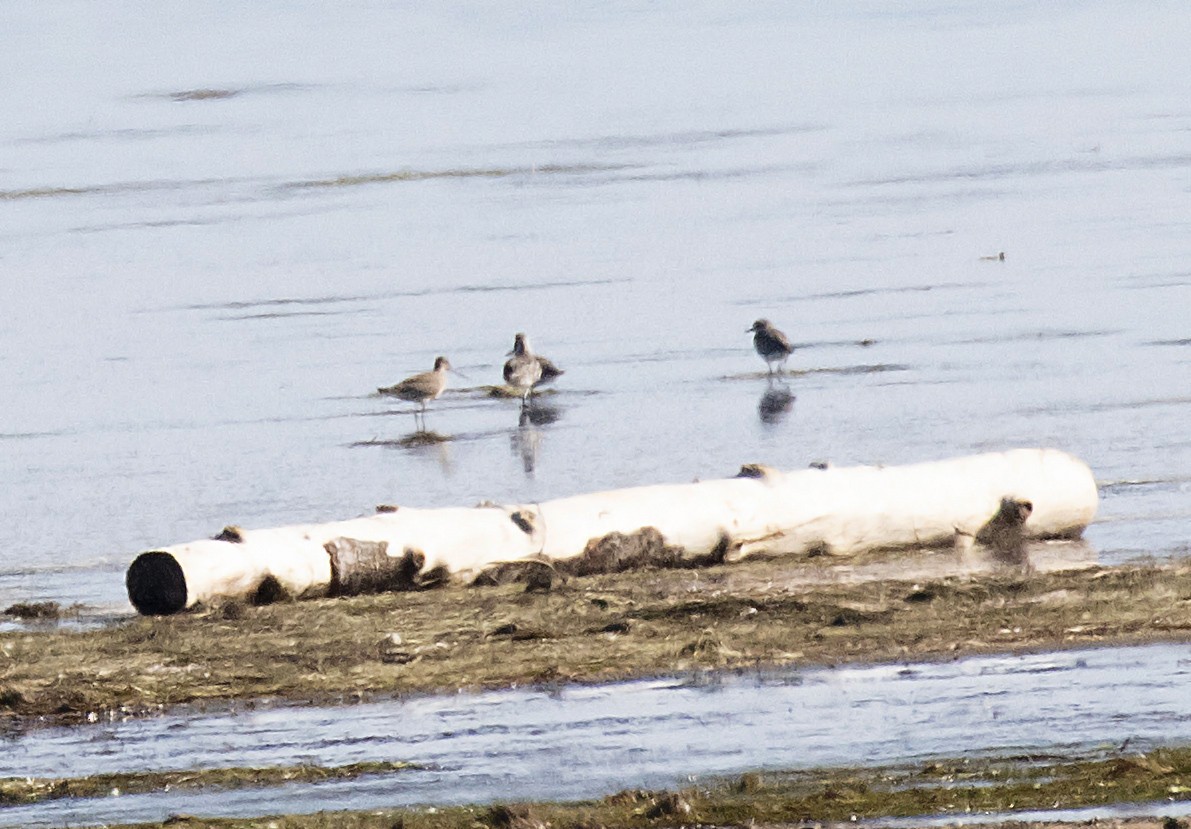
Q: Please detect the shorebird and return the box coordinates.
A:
[379,356,452,430]
[747,319,794,374]
[503,333,562,407]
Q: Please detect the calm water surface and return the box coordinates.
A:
[3,0,1191,822]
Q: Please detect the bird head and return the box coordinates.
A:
[507,332,530,357]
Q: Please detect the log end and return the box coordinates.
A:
[126,551,188,615]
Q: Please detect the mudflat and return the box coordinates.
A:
[3,551,1190,727]
[4,551,1191,827]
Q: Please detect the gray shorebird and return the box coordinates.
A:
[748,319,794,374]
[503,333,562,406]
[379,356,452,430]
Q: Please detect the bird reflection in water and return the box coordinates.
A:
[510,403,562,477]
[757,381,795,426]
[393,430,455,475]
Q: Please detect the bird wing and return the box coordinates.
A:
[771,328,793,353]
[536,356,564,384]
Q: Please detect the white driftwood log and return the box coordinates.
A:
[125,448,1098,615]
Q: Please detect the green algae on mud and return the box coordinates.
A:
[93,747,1191,829]
[3,557,1191,727]
[0,761,416,807]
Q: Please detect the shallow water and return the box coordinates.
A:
[3,0,1190,617]
[1,642,1188,826]
[3,4,1191,823]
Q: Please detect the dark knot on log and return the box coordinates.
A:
[509,510,537,535]
[736,463,778,480]
[212,525,245,543]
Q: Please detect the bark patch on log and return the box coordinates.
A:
[472,560,559,592]
[126,552,188,616]
[325,538,426,596]
[558,527,729,577]
[417,564,451,590]
[251,575,292,605]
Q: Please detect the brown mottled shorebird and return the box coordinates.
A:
[379,356,452,430]
[503,333,562,407]
[747,319,794,374]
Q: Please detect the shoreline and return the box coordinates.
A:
[3,550,1190,729]
[3,551,1190,827]
[5,746,1191,828]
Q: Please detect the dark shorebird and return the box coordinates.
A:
[378,356,452,430]
[503,333,562,407]
[747,319,794,374]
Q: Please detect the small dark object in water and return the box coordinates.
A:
[375,504,399,514]
[979,251,1006,261]
[3,601,61,620]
